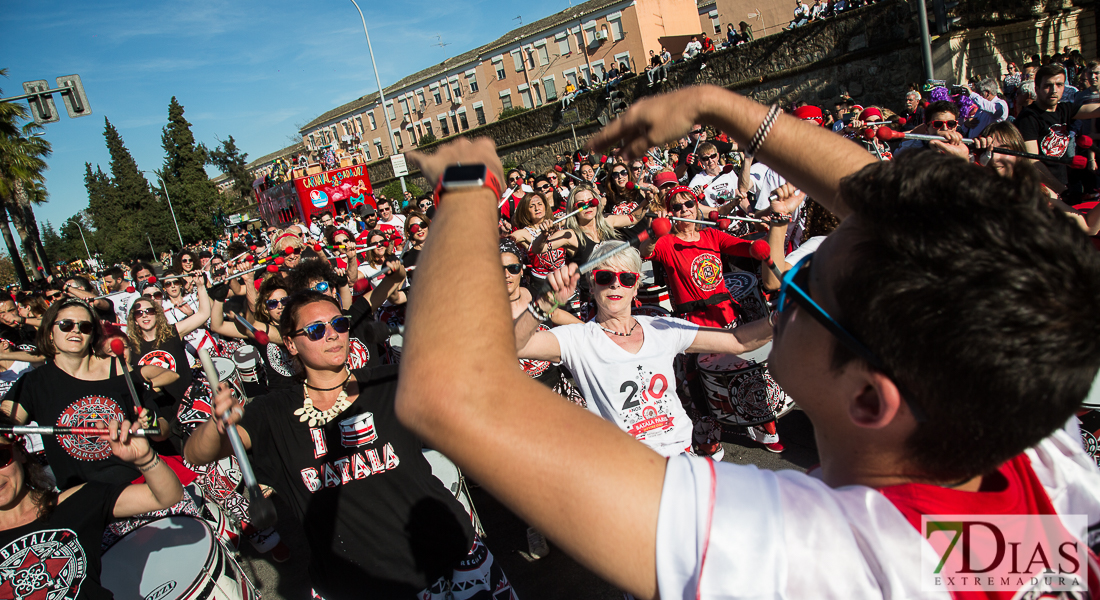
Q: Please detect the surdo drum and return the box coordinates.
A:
[101,517,259,600]
[212,358,245,402]
[723,271,770,323]
[422,449,486,538]
[696,341,796,427]
[231,347,260,383]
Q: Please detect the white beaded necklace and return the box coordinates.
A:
[294,373,353,427]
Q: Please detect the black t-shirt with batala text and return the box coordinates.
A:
[1016,101,1077,185]
[132,324,192,403]
[240,365,473,599]
[0,482,125,600]
[5,362,157,489]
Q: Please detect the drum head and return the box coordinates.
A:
[723,271,758,301]
[101,517,217,600]
[1079,410,1100,469]
[212,357,236,381]
[422,449,461,497]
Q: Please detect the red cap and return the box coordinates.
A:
[653,171,679,188]
[792,105,823,126]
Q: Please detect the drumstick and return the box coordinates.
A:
[548,199,599,226]
[0,425,161,437]
[872,126,1089,168]
[749,240,784,281]
[230,313,270,345]
[109,338,144,422]
[554,165,585,183]
[198,348,278,530]
[577,230,652,275]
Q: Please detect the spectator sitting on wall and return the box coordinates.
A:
[683,36,702,60]
[810,0,825,20]
[787,0,810,28]
[726,23,739,46]
[618,61,633,78]
[738,21,753,43]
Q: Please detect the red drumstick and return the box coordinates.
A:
[749,240,784,280]
[230,313,270,346]
[110,338,144,421]
[874,126,1088,168]
[0,425,161,437]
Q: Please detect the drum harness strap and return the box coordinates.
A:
[674,292,732,316]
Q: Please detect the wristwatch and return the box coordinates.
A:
[434,164,503,205]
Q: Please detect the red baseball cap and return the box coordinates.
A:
[654,171,679,188]
[793,105,824,126]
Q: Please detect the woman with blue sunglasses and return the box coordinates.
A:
[186,292,516,599]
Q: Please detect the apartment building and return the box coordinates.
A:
[299,0,700,163]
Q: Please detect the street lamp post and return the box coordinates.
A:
[75,222,92,262]
[349,0,394,157]
[143,170,184,249]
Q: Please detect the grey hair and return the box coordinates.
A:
[906,90,921,100]
[978,78,1000,96]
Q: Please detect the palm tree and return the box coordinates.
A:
[0,69,45,287]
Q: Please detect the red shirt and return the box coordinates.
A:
[879,453,1100,599]
[648,228,751,327]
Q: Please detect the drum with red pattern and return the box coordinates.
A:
[1079,410,1100,469]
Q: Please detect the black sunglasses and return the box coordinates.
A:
[55,319,94,334]
[670,200,696,212]
[132,307,158,318]
[264,297,291,311]
[612,170,629,177]
[593,270,639,287]
[145,292,164,300]
[701,153,719,161]
[503,263,522,275]
[291,315,351,341]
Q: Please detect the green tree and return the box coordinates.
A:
[0,69,51,286]
[42,220,61,263]
[59,212,96,263]
[206,135,252,207]
[161,97,222,243]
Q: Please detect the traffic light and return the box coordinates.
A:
[21,80,59,125]
[55,75,92,119]
[609,89,628,115]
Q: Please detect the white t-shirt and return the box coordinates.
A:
[784,235,824,267]
[105,291,139,326]
[655,426,1100,599]
[683,41,702,59]
[688,170,739,207]
[162,293,215,366]
[748,163,787,211]
[380,214,406,230]
[551,316,698,457]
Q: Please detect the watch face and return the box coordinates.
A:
[443,164,487,185]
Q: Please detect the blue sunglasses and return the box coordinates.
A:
[777,255,927,423]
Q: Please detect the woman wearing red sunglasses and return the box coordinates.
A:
[515,245,771,458]
[0,413,183,600]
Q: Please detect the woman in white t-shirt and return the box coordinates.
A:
[515,242,773,457]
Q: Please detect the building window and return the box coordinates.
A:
[543,77,557,100]
[368,113,377,130]
[565,71,578,87]
[362,146,371,161]
[400,98,410,116]
[557,35,570,55]
[537,45,550,66]
[526,48,536,70]
[494,59,505,80]
[416,91,426,109]
[393,130,403,149]
[385,102,395,121]
[425,121,434,137]
[355,116,364,133]
[512,51,524,73]
[610,17,624,41]
[475,106,486,125]
[459,111,469,130]
[593,62,606,81]
[534,85,543,106]
[501,93,513,110]
[467,73,479,93]
[439,116,450,136]
[520,88,533,109]
[433,88,442,104]
[584,25,596,45]
[451,80,462,99]
[375,140,384,157]
[415,124,422,140]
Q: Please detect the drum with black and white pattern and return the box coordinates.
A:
[696,341,795,427]
[723,270,769,323]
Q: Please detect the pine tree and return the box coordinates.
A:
[161,97,222,242]
[83,162,126,262]
[42,220,61,264]
[207,135,253,206]
[103,117,168,257]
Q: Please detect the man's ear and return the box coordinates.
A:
[848,370,906,429]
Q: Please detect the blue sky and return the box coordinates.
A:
[1,0,580,236]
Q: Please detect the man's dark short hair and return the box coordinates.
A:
[65,276,93,292]
[104,267,125,280]
[1035,63,1068,89]
[924,100,959,119]
[832,151,1100,482]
